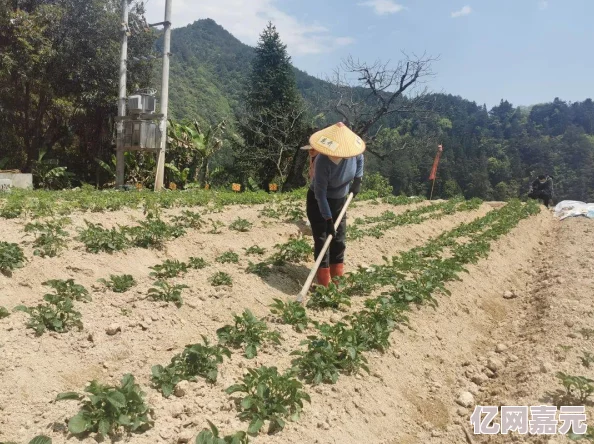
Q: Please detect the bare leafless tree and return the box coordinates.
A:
[321,52,439,159]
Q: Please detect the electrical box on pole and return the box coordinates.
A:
[114,0,172,190]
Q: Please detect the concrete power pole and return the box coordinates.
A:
[154,0,172,191]
[115,0,129,188]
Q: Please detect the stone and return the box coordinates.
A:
[503,290,517,299]
[495,343,508,353]
[487,358,504,373]
[175,380,190,398]
[177,430,194,443]
[471,373,489,386]
[106,323,121,335]
[540,362,553,373]
[508,354,519,363]
[456,391,474,408]
[431,430,443,437]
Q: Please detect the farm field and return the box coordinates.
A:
[1,191,591,444]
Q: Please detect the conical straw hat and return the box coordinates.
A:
[309,122,366,158]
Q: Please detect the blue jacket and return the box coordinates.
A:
[310,154,364,219]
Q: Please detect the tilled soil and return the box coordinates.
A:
[0,199,573,444]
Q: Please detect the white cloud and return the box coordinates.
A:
[143,0,353,55]
[538,0,549,10]
[451,5,472,18]
[358,0,405,15]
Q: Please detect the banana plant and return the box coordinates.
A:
[167,119,226,187]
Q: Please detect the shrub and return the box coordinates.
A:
[98,275,137,293]
[0,242,25,275]
[217,309,281,359]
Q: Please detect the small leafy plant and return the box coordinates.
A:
[556,372,594,404]
[196,420,249,444]
[147,281,189,307]
[189,256,208,269]
[24,218,70,257]
[0,241,26,276]
[171,210,205,229]
[243,246,266,256]
[291,322,370,385]
[77,221,129,253]
[43,279,91,302]
[4,436,53,444]
[125,215,185,249]
[216,251,240,264]
[580,352,594,369]
[0,306,10,319]
[269,299,309,332]
[57,374,154,436]
[246,261,272,277]
[271,238,312,265]
[210,271,233,287]
[98,274,137,293]
[149,259,189,278]
[15,296,83,336]
[226,366,310,435]
[208,219,225,234]
[217,309,281,359]
[306,283,351,310]
[229,217,253,232]
[152,336,231,397]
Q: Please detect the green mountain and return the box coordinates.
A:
[161,18,328,123]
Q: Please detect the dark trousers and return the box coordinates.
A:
[528,191,552,207]
[306,189,347,269]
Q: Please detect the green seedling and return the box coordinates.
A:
[208,219,225,234]
[246,261,272,277]
[556,372,594,404]
[98,274,137,293]
[24,218,70,257]
[210,272,233,287]
[15,295,83,336]
[0,306,10,319]
[306,283,351,310]
[226,366,310,435]
[269,299,309,332]
[43,279,91,302]
[216,251,239,264]
[149,259,189,278]
[196,420,249,444]
[229,217,253,232]
[243,245,266,256]
[271,238,312,265]
[217,309,281,359]
[151,336,231,397]
[0,241,25,276]
[56,374,153,437]
[580,352,594,369]
[170,210,205,229]
[77,221,129,253]
[189,256,208,269]
[147,281,189,307]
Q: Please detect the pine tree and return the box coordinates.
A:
[235,22,307,190]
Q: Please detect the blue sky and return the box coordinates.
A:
[145,0,593,108]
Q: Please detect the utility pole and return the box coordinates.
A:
[154,0,172,191]
[115,0,129,188]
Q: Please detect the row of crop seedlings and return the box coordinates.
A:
[1,194,427,268]
[0,188,308,219]
[48,200,539,442]
[347,197,483,240]
[0,187,405,220]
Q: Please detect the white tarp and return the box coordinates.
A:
[554,200,594,220]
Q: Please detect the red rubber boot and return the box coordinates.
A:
[330,263,344,286]
[316,267,331,287]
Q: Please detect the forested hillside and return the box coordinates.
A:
[164,19,594,201]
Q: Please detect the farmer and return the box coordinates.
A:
[528,174,554,208]
[306,122,365,287]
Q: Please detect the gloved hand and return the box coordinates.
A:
[325,218,337,238]
[351,176,362,198]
